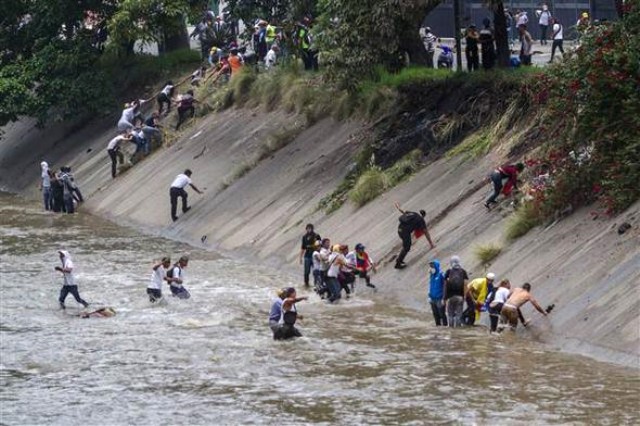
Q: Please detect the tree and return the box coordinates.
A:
[488,0,510,68]
[317,0,442,90]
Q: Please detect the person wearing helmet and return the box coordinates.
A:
[465,272,496,325]
[485,162,525,209]
[393,202,435,269]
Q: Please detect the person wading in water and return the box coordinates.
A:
[394,202,435,269]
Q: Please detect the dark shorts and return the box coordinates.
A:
[147,288,162,302]
[170,285,191,299]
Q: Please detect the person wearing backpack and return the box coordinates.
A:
[393,202,435,269]
[428,259,447,326]
[443,255,469,327]
[167,256,191,299]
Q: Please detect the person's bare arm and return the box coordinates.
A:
[423,227,435,249]
[529,296,547,316]
[282,296,308,311]
[55,265,72,273]
[189,183,203,194]
[394,202,405,214]
[152,262,163,271]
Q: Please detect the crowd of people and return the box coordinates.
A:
[39,162,84,214]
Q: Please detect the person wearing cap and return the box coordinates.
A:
[576,11,590,30]
[443,255,469,327]
[393,202,435,269]
[55,250,89,309]
[428,259,447,326]
[167,256,191,299]
[147,257,172,303]
[273,287,308,340]
[299,224,321,289]
[484,162,525,209]
[419,26,437,68]
[465,272,496,325]
[169,169,203,222]
[39,161,52,211]
[347,244,377,290]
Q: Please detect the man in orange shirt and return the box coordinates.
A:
[228,47,244,77]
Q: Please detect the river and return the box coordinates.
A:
[0,193,638,425]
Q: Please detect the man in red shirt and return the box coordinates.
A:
[485,163,524,209]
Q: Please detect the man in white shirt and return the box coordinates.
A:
[488,279,511,332]
[265,45,279,70]
[549,17,564,63]
[55,250,89,309]
[170,169,203,221]
[168,256,191,299]
[325,245,347,303]
[538,4,551,45]
[107,132,132,178]
[147,257,172,302]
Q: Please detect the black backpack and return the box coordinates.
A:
[167,266,180,278]
[399,212,420,228]
[446,268,466,297]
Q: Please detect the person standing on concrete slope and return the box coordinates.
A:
[501,283,547,329]
[55,250,89,309]
[107,132,132,179]
[157,81,175,114]
[147,257,172,303]
[299,224,321,288]
[443,256,469,327]
[117,100,140,132]
[274,287,308,340]
[394,202,435,269]
[488,279,511,332]
[174,90,198,131]
[427,259,447,326]
[347,244,377,290]
[167,256,191,299]
[40,161,52,211]
[538,4,552,45]
[59,166,77,214]
[485,162,525,209]
[465,272,496,326]
[169,169,203,222]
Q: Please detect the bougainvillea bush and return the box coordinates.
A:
[534,4,640,216]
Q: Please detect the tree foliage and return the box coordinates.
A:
[225,0,316,26]
[317,0,441,90]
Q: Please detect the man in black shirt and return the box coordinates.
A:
[299,223,321,288]
[394,202,435,269]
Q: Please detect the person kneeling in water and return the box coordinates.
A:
[167,256,191,299]
[79,307,116,318]
[273,287,308,340]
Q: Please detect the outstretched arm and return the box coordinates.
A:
[423,227,435,249]
[394,202,405,214]
[189,183,203,194]
[530,297,547,316]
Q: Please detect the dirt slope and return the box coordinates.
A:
[1,108,638,367]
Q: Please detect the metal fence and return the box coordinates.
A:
[424,0,619,40]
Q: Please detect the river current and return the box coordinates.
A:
[0,193,638,425]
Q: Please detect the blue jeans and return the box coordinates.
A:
[325,277,341,302]
[59,285,88,307]
[303,256,313,286]
[43,187,52,210]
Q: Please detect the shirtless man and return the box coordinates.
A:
[500,283,547,329]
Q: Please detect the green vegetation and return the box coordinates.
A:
[349,167,388,207]
[504,204,541,241]
[474,243,503,265]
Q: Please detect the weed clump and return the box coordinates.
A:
[474,243,502,265]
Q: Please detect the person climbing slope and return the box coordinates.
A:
[394,202,435,269]
[169,169,204,222]
[485,162,525,209]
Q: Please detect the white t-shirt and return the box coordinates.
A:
[161,85,174,96]
[327,253,343,278]
[120,106,136,124]
[148,265,166,290]
[516,12,528,27]
[41,168,51,188]
[345,251,357,268]
[170,266,184,287]
[493,287,510,304]
[265,49,277,69]
[171,174,192,189]
[312,251,323,271]
[107,135,125,150]
[553,23,563,40]
[539,10,551,26]
[62,258,75,286]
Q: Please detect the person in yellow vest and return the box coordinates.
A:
[265,23,278,46]
[465,272,496,325]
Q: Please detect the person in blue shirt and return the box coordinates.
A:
[428,259,448,326]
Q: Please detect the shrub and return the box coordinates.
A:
[385,149,422,186]
[474,243,502,265]
[349,166,388,207]
[505,204,541,241]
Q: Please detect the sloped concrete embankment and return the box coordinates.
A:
[1,108,638,367]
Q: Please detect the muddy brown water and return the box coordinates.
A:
[0,193,638,425]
